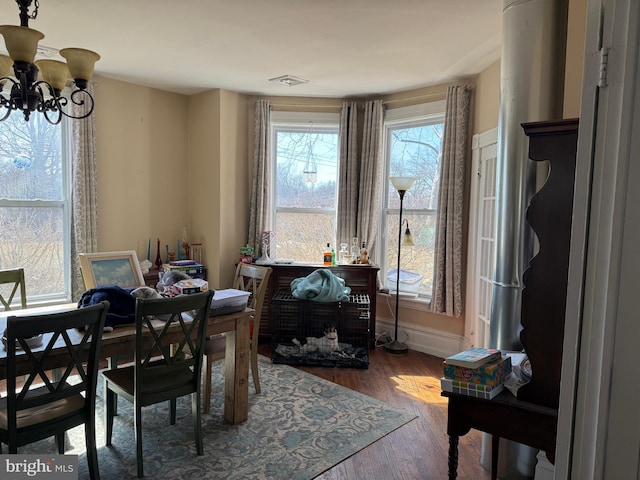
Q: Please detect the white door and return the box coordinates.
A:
[466,128,498,348]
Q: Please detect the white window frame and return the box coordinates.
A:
[269,111,340,260]
[0,115,72,305]
[379,100,446,301]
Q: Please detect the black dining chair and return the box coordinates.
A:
[102,290,214,478]
[0,301,109,480]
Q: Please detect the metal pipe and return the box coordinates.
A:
[485,1,569,477]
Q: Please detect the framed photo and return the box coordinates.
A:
[79,250,145,289]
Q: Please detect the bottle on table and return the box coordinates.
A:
[323,243,332,266]
[338,243,349,264]
[360,242,369,264]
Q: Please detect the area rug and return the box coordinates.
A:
[23,356,417,479]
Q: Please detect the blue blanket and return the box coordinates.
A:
[78,286,136,329]
[290,269,351,303]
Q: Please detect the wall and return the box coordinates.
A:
[473,60,501,134]
[93,75,189,262]
[188,89,248,289]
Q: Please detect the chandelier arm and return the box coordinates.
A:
[58,88,94,120]
[40,97,63,125]
[0,99,14,122]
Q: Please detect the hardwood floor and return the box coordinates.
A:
[258,343,492,480]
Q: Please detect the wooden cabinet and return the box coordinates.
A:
[443,119,578,478]
[258,263,379,347]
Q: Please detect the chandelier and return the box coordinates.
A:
[0,0,100,124]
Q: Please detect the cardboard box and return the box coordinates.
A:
[210,289,250,316]
[443,355,512,386]
[173,278,209,295]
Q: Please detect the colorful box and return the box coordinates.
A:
[440,378,505,400]
[173,278,209,295]
[162,262,206,275]
[443,355,512,386]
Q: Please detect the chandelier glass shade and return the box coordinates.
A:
[0,0,100,124]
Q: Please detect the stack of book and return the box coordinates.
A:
[441,347,512,400]
[162,260,206,280]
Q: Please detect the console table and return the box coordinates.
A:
[258,263,379,347]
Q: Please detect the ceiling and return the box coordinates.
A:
[1,0,503,97]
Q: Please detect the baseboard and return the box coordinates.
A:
[375,318,469,359]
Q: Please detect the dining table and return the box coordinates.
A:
[0,302,253,424]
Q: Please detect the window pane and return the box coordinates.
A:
[385,213,436,296]
[0,112,68,304]
[384,116,444,298]
[276,129,338,208]
[275,211,336,262]
[272,122,339,262]
[0,115,63,201]
[0,206,65,298]
[388,123,443,210]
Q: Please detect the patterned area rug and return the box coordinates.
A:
[24,356,417,479]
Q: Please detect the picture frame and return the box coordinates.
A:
[79,250,145,289]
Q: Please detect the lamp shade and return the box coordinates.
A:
[0,25,44,63]
[402,227,415,247]
[36,59,69,91]
[390,176,417,192]
[59,48,100,82]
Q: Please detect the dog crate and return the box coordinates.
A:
[270,290,370,368]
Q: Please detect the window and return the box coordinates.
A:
[270,112,340,263]
[381,101,445,298]
[0,113,71,305]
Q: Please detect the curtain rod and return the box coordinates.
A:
[382,90,447,105]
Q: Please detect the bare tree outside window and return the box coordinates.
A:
[0,113,68,304]
[273,125,339,262]
[385,121,444,296]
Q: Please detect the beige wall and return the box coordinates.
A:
[473,60,501,134]
[93,75,189,262]
[89,0,587,350]
[188,89,248,289]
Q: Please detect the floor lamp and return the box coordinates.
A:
[385,176,416,354]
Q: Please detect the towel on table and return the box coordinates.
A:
[78,285,137,331]
[290,269,351,303]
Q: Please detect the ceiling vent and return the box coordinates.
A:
[268,74,309,87]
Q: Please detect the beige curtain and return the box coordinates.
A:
[336,100,383,257]
[431,85,472,317]
[247,99,271,256]
[70,82,99,300]
[336,101,359,246]
[357,99,384,258]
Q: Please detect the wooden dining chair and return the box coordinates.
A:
[202,263,272,414]
[102,290,213,478]
[0,301,108,480]
[0,268,27,311]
